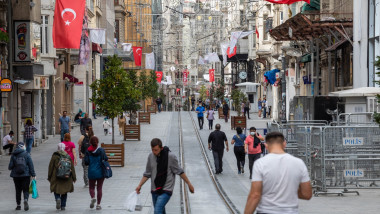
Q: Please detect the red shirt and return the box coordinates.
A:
[62,141,76,161]
[245,135,262,154]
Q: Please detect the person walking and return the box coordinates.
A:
[62,133,77,166]
[80,113,92,135]
[59,111,71,142]
[118,115,126,135]
[208,124,229,174]
[257,98,262,118]
[135,138,194,214]
[244,100,251,119]
[3,131,16,155]
[231,127,247,174]
[205,98,210,109]
[244,132,312,214]
[24,119,38,154]
[48,143,77,211]
[156,96,163,113]
[245,127,265,179]
[92,103,97,119]
[262,98,267,118]
[78,126,94,187]
[8,142,36,211]
[102,118,111,136]
[191,96,195,111]
[222,102,229,123]
[195,102,205,130]
[85,136,109,210]
[206,107,215,130]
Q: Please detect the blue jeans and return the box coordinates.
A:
[152,192,171,214]
[60,129,69,142]
[158,104,162,112]
[25,137,34,154]
[54,193,67,208]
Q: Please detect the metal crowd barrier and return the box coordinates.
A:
[336,112,375,126]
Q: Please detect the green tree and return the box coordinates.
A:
[138,71,159,111]
[199,85,207,101]
[147,70,159,102]
[90,55,139,144]
[122,70,142,114]
[214,79,225,102]
[374,56,380,124]
[231,88,246,116]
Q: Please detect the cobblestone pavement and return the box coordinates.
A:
[0,111,379,213]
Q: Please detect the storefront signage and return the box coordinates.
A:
[0,78,12,92]
[14,21,40,62]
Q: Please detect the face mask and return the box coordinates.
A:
[250,132,256,136]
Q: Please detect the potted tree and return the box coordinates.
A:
[231,88,247,130]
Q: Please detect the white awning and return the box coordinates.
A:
[235,82,260,87]
[328,87,380,97]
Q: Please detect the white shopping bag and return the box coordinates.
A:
[108,128,112,135]
[124,191,140,212]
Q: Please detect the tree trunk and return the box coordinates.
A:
[143,100,146,112]
[111,118,115,144]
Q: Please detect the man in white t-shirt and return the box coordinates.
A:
[244,132,312,214]
[2,131,16,155]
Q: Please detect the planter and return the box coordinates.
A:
[231,116,247,130]
[218,108,230,119]
[124,124,140,141]
[101,143,125,167]
[138,112,151,124]
[147,104,157,114]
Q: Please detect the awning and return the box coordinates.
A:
[92,43,102,53]
[328,87,380,97]
[63,73,78,83]
[235,82,261,87]
[325,38,350,52]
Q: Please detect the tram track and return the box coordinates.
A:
[178,111,239,214]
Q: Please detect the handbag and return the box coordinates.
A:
[29,179,39,199]
[101,150,112,179]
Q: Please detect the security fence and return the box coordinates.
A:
[267,121,380,196]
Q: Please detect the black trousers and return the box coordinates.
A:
[244,107,250,119]
[13,177,30,205]
[234,146,245,172]
[3,144,14,154]
[248,154,261,178]
[198,117,204,129]
[208,119,213,130]
[212,149,224,173]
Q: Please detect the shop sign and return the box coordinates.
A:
[0,78,12,92]
[14,21,41,62]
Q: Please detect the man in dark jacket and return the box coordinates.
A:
[208,124,229,174]
[223,102,230,122]
[80,113,92,135]
[9,142,36,211]
[156,96,163,113]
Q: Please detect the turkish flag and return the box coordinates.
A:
[155,71,163,83]
[256,26,259,39]
[265,0,310,4]
[227,47,237,58]
[183,69,189,85]
[53,0,86,49]
[133,47,143,66]
[209,69,215,82]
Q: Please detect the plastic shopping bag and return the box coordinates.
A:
[109,128,112,135]
[124,191,140,212]
[29,179,39,199]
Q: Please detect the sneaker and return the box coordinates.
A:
[238,170,241,174]
[96,205,102,210]
[61,207,66,211]
[15,205,21,210]
[56,198,61,210]
[24,200,29,211]
[241,168,245,174]
[90,198,96,209]
[84,184,89,188]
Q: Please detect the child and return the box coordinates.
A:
[102,118,111,135]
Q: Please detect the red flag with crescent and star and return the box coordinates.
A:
[183,69,189,86]
[133,47,143,66]
[53,0,86,49]
[155,71,163,83]
[227,47,236,58]
[209,69,215,82]
[265,0,310,4]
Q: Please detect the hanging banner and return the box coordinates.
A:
[227,46,237,58]
[155,71,163,83]
[145,52,155,70]
[265,0,310,4]
[209,69,215,82]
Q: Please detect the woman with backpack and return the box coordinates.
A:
[8,142,36,211]
[231,127,247,174]
[85,136,109,210]
[48,143,76,211]
[78,126,94,187]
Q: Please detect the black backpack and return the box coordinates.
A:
[80,135,90,155]
[56,154,72,179]
[14,155,26,174]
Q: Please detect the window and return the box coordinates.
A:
[263,15,268,40]
[40,15,49,54]
[114,20,120,43]
[280,12,284,24]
